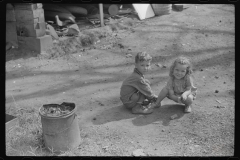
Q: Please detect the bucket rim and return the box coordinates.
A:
[39,103,77,119]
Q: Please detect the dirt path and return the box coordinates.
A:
[6,4,235,156]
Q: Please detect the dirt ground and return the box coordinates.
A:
[6,4,235,156]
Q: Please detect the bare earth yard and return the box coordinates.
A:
[5,4,235,156]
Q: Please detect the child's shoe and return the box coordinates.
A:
[151,102,161,108]
[184,105,192,113]
[132,104,153,114]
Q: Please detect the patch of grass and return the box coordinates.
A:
[123,19,134,26]
[91,30,107,40]
[116,23,129,30]
[109,24,118,32]
[6,105,79,156]
[6,106,46,156]
[79,34,95,47]
[44,37,82,59]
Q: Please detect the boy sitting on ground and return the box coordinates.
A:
[120,52,157,114]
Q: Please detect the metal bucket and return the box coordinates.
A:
[151,4,172,16]
[39,103,81,153]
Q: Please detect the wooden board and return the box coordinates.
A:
[46,24,59,40]
[132,4,155,20]
[6,114,18,132]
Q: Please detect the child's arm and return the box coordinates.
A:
[168,89,180,103]
[181,76,193,100]
[181,89,191,101]
[136,77,156,99]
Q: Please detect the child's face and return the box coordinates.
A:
[173,63,187,79]
[135,61,151,74]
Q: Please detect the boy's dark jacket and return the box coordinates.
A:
[120,68,155,104]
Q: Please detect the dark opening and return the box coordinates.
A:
[6,114,16,123]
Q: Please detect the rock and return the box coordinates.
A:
[118,43,124,49]
[132,149,147,156]
[215,90,219,93]
[155,63,162,67]
[162,65,167,68]
[67,24,80,34]
[216,99,221,104]
[126,54,132,58]
[200,69,203,71]
[93,117,96,120]
[215,76,219,79]
[170,114,178,120]
[99,102,104,106]
[214,105,225,108]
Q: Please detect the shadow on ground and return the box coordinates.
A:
[92,104,185,126]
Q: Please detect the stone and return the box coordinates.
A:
[170,114,178,120]
[18,35,53,53]
[132,149,146,156]
[155,63,162,67]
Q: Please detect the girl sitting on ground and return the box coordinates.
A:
[154,56,197,113]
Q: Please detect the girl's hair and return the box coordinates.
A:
[169,56,193,78]
[135,52,152,63]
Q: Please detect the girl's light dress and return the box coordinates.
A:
[166,75,197,99]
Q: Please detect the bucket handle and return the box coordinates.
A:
[44,113,77,136]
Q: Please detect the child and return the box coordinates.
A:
[120,52,157,114]
[154,56,197,113]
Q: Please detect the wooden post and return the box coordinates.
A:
[99,4,104,27]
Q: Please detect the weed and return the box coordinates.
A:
[109,24,118,32]
[79,34,94,47]
[123,20,134,26]
[6,106,46,156]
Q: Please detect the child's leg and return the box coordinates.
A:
[131,92,154,114]
[124,92,144,109]
[168,94,180,103]
[155,87,169,107]
[182,94,194,113]
[124,92,153,113]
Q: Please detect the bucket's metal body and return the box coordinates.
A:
[39,105,81,153]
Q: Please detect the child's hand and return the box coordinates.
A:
[181,94,187,101]
[153,94,158,99]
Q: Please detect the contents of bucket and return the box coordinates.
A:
[40,102,75,117]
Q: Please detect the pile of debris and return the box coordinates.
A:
[42,4,136,40]
[39,102,75,117]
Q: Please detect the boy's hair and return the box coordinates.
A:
[169,56,193,78]
[135,52,152,63]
